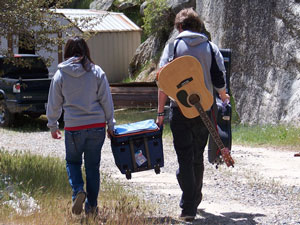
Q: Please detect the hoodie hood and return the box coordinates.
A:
[176,30,208,47]
[58,57,87,77]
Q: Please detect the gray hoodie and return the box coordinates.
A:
[159,30,226,96]
[46,57,115,132]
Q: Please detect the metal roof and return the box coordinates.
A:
[53,9,142,32]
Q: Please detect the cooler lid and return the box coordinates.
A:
[114,119,158,135]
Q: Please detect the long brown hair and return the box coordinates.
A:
[64,36,94,71]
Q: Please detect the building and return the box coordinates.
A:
[1,9,142,82]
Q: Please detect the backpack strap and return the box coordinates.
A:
[167,38,182,62]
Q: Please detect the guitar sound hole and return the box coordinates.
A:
[189,94,200,105]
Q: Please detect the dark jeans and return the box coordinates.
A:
[170,107,209,216]
[65,127,105,211]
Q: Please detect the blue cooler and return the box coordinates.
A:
[110,119,164,179]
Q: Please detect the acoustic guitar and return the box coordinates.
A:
[157,55,234,167]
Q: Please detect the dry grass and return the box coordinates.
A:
[0,151,158,225]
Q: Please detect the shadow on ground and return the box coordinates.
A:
[193,209,265,225]
[146,209,265,224]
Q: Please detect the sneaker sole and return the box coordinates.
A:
[179,215,195,222]
[72,192,86,215]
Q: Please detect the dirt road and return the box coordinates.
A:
[101,139,300,225]
[0,129,299,224]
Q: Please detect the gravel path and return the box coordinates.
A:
[0,127,300,225]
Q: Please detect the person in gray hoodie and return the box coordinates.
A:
[156,8,230,221]
[46,36,114,216]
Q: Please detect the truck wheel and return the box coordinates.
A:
[0,100,14,127]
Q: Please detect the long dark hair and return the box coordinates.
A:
[64,36,94,71]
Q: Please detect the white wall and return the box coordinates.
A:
[87,31,141,83]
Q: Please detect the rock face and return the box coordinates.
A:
[197,0,300,125]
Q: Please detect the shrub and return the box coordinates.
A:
[142,0,173,39]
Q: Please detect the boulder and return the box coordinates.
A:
[89,0,114,10]
[140,1,148,16]
[197,0,300,125]
[118,2,136,11]
[167,0,196,14]
[129,35,164,78]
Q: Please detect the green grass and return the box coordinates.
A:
[0,150,70,195]
[232,124,300,149]
[114,108,300,149]
[120,76,136,83]
[113,108,300,148]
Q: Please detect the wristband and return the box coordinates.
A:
[157,112,165,116]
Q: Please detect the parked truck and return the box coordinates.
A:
[0,54,51,127]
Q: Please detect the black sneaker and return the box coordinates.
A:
[179,213,195,222]
[72,191,86,215]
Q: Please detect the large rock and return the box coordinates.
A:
[129,35,164,78]
[167,0,196,14]
[197,0,300,126]
[89,0,114,10]
[140,1,148,16]
[118,2,137,10]
[140,0,196,16]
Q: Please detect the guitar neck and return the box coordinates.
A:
[194,102,225,150]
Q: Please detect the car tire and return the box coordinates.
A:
[0,100,15,127]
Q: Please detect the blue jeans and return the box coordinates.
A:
[65,127,105,211]
[170,107,209,216]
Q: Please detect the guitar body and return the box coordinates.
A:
[157,55,234,167]
[157,55,213,118]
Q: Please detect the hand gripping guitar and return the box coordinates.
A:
[157,55,234,167]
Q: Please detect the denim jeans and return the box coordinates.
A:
[65,127,105,211]
[170,107,209,216]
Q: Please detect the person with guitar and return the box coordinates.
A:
[156,8,230,222]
